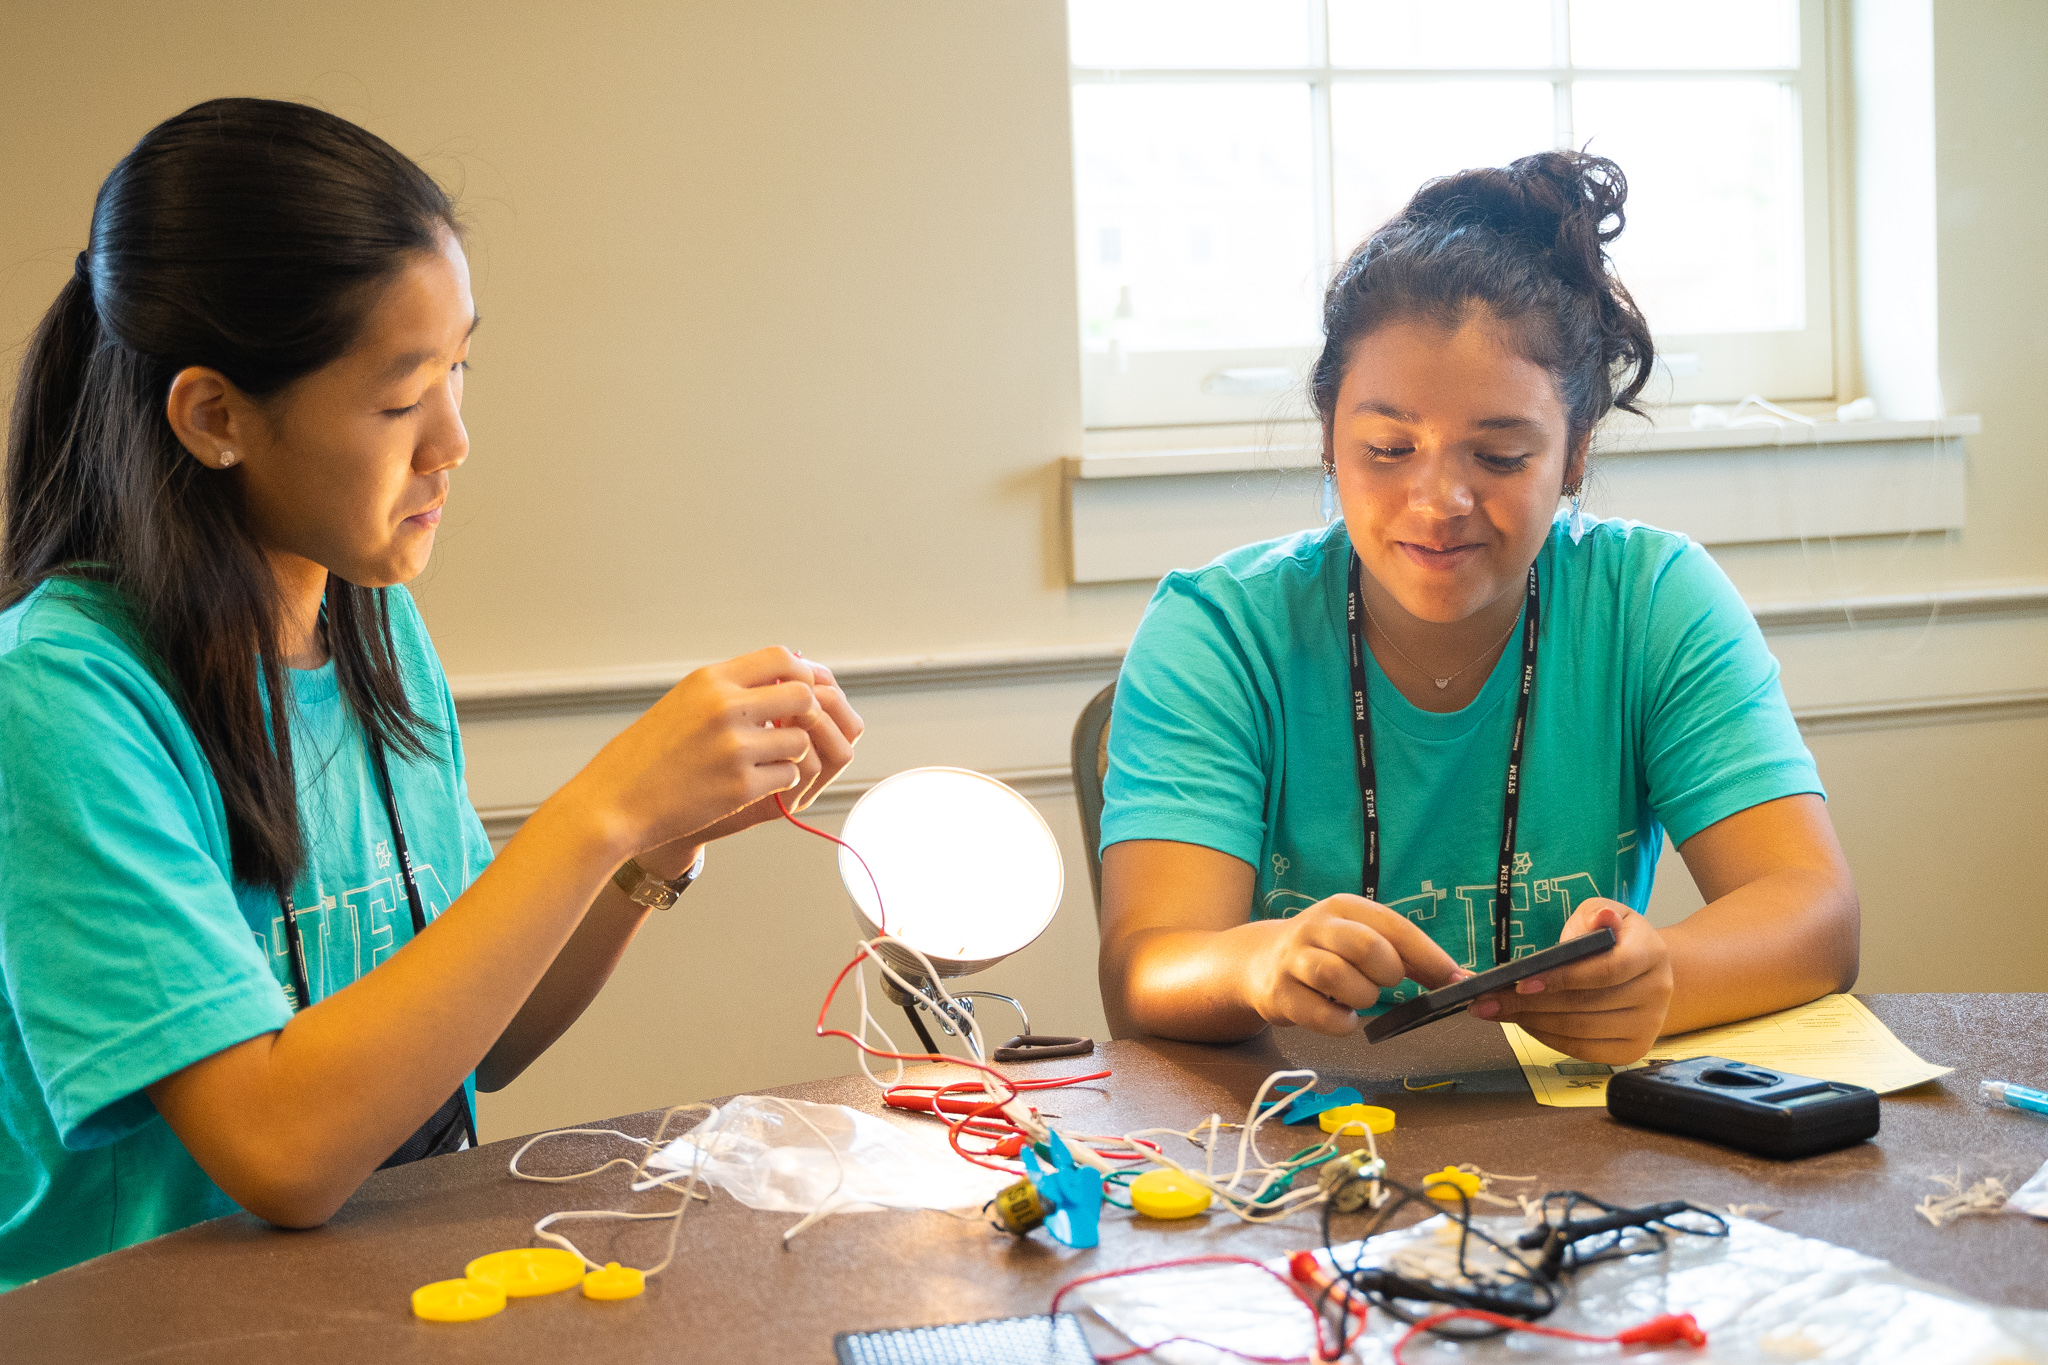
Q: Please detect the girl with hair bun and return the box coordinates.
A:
[1098,151,1858,1062]
[0,99,862,1287]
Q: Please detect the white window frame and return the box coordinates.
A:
[1072,0,1834,430]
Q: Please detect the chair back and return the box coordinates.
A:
[1069,681,1117,923]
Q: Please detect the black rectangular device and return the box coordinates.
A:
[1363,927,1617,1044]
[1606,1055,1879,1158]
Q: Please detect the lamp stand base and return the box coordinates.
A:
[880,975,1094,1065]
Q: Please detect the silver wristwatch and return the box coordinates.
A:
[611,846,706,910]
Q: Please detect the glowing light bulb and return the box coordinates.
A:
[837,767,1063,976]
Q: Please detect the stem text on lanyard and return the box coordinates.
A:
[1345,553,1540,968]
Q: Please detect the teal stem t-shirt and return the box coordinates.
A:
[0,579,493,1290]
[1101,515,1822,1005]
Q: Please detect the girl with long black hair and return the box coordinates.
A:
[0,98,861,1288]
[1098,152,1859,1062]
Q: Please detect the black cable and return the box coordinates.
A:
[1516,1190,1728,1279]
[1320,1174,1553,1339]
[902,1002,942,1056]
[1319,1170,1724,1343]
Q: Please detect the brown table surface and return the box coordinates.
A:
[6,993,2046,1362]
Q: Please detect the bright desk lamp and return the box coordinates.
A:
[837,767,1091,1062]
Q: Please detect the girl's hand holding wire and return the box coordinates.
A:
[1246,895,1465,1036]
[565,647,844,859]
[652,659,864,855]
[1469,904,1673,1065]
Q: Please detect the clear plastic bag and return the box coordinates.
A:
[2009,1158,2048,1221]
[1077,1215,2048,1364]
[641,1094,1011,1217]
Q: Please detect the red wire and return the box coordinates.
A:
[1391,1309,1706,1363]
[778,794,1110,1174]
[775,791,887,934]
[885,1076,1138,1164]
[1050,1256,1369,1364]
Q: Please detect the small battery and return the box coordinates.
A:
[1607,1056,1879,1159]
[992,1177,1047,1234]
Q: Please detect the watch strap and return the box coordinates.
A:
[612,846,705,910]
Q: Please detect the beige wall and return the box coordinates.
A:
[3,1,2043,1143]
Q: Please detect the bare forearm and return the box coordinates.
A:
[1103,922,1282,1042]
[1660,867,1859,1037]
[149,785,625,1225]
[476,880,662,1091]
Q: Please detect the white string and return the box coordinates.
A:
[837,932,1076,1160]
[1115,1069,1383,1225]
[509,1088,864,1276]
[510,1101,718,1276]
[1915,1168,2010,1227]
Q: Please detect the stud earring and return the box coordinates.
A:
[1320,464,1338,525]
[218,450,237,468]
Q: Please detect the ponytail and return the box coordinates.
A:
[5,275,104,546]
[1311,149,1656,453]
[2,98,458,897]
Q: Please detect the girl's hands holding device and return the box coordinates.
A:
[1469,903,1673,1064]
[1244,894,1465,1036]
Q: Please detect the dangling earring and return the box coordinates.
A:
[1320,464,1338,525]
[1567,482,1591,543]
[218,450,237,468]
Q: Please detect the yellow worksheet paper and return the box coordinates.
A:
[1503,993,1953,1107]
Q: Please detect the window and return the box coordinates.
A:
[1070,0,1832,429]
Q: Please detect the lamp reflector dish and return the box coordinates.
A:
[837,767,1064,973]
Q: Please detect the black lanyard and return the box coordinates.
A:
[1346,552,1540,967]
[276,736,477,1161]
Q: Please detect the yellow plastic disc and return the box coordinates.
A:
[411,1277,506,1322]
[464,1247,587,1298]
[1424,1166,1483,1201]
[1319,1104,1396,1135]
[582,1261,646,1301]
[1128,1168,1213,1220]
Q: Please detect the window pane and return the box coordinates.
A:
[1570,0,1797,69]
[1331,81,1555,249]
[1068,0,1312,69]
[1574,81,1802,333]
[1074,84,1320,351]
[1328,0,1553,69]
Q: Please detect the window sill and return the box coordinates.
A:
[1063,416,1981,584]
[1067,415,1980,480]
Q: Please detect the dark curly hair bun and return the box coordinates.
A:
[1311,149,1657,451]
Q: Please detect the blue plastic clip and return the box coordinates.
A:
[1021,1131,1105,1249]
[1259,1083,1364,1124]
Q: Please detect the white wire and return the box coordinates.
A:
[508,926,1042,1278]
[838,933,1068,1154]
[508,1090,862,1276]
[510,1101,718,1276]
[857,935,994,1065]
[1113,1069,1382,1225]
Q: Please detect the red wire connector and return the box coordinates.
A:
[1286,1250,1369,1322]
[1615,1314,1708,1347]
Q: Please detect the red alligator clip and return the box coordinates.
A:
[1288,1250,1369,1321]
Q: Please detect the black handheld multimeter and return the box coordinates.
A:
[1606,1056,1879,1158]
